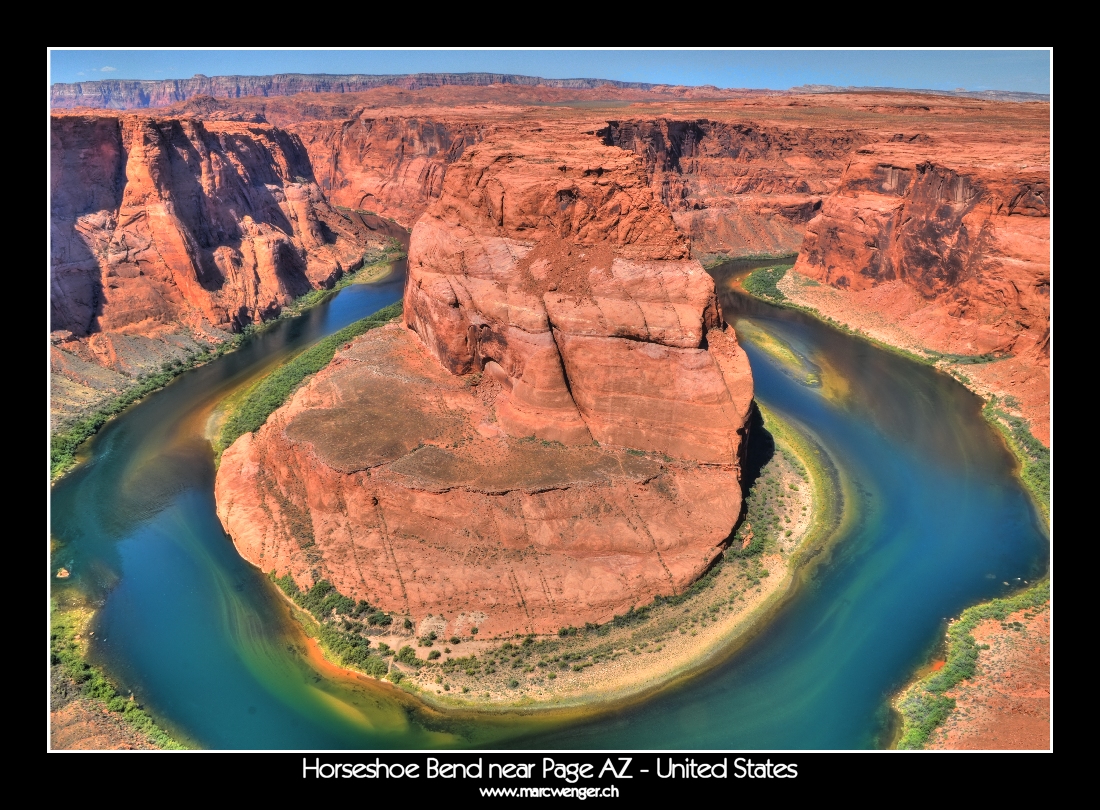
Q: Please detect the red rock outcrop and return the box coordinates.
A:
[51,112,387,338]
[603,119,869,262]
[791,132,1050,442]
[50,112,390,427]
[290,116,485,225]
[404,126,750,459]
[216,126,754,636]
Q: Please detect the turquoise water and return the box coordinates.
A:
[49,259,1049,749]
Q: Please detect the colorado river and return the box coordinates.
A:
[49,258,1049,749]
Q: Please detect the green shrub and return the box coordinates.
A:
[51,612,186,749]
[896,581,1049,749]
[742,266,792,302]
[266,573,404,677]
[363,657,389,677]
[982,400,1050,518]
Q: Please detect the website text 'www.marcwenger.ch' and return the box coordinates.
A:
[480,785,619,798]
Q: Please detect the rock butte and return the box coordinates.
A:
[215,126,754,636]
[50,85,1049,443]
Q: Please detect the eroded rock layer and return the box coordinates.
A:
[216,127,754,635]
[50,112,390,427]
[791,135,1050,442]
[403,126,752,461]
[602,119,869,262]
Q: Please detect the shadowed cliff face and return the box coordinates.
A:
[50,112,391,428]
[790,139,1050,441]
[51,113,382,338]
[215,126,754,635]
[290,116,485,225]
[602,119,870,261]
[798,146,1049,301]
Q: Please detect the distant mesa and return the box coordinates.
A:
[50,72,1050,112]
[49,72,665,110]
[789,84,1049,102]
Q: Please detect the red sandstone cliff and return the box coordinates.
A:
[290,116,485,225]
[403,126,749,459]
[603,119,869,262]
[50,112,389,427]
[215,125,754,636]
[790,134,1050,442]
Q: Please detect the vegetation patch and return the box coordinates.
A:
[702,252,799,270]
[50,607,188,749]
[217,301,403,457]
[269,573,398,677]
[742,265,793,302]
[982,397,1050,522]
[923,349,1013,366]
[895,580,1049,749]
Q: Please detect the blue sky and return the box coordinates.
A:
[48,50,1051,94]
